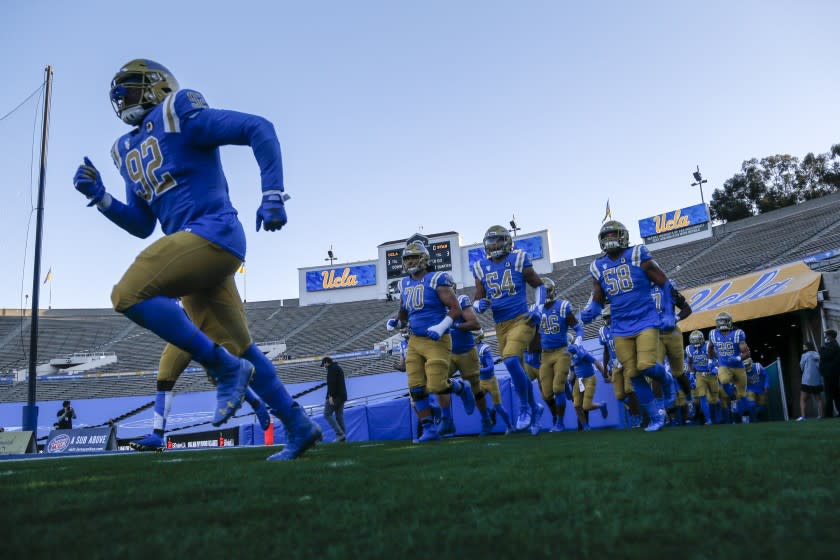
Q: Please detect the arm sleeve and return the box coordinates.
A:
[181,104,284,193]
[98,194,157,238]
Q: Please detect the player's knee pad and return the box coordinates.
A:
[409,386,428,402]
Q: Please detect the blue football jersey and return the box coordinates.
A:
[598,325,618,366]
[651,284,678,329]
[400,271,453,336]
[709,328,746,368]
[747,362,768,393]
[686,342,711,373]
[539,299,575,350]
[109,89,284,261]
[472,249,532,323]
[589,245,659,337]
[478,342,495,380]
[571,349,597,379]
[450,294,476,354]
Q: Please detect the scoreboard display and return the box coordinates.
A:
[386,241,453,279]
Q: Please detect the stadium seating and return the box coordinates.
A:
[1,192,839,403]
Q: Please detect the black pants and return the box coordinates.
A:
[824,376,840,418]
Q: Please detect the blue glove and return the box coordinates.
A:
[527,307,542,326]
[256,190,288,232]
[472,298,490,314]
[567,344,579,356]
[581,299,602,324]
[73,157,106,207]
[386,318,401,331]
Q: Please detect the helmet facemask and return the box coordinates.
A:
[402,241,430,275]
[483,226,512,259]
[110,59,179,125]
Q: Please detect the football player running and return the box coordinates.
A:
[472,226,546,433]
[686,330,719,425]
[73,59,320,461]
[567,344,609,431]
[386,241,475,442]
[599,305,642,428]
[744,358,768,422]
[474,330,514,435]
[131,342,272,452]
[443,285,487,436]
[581,220,691,432]
[707,311,752,423]
[652,283,696,420]
[536,277,583,433]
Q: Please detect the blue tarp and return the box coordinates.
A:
[0,344,624,445]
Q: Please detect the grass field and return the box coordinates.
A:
[2,421,839,559]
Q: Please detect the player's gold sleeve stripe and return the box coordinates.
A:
[589,260,600,280]
[163,93,180,133]
[430,272,442,289]
[632,245,642,267]
[515,250,525,272]
[472,261,484,280]
[110,140,121,169]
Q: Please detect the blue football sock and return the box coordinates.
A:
[244,387,260,409]
[554,393,567,408]
[641,363,666,384]
[503,356,531,407]
[243,343,294,423]
[700,396,711,422]
[527,380,537,409]
[480,407,490,421]
[631,376,655,406]
[441,405,453,420]
[494,404,512,429]
[123,296,234,368]
[152,390,172,435]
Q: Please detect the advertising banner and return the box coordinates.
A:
[639,203,709,241]
[305,264,377,292]
[45,427,117,454]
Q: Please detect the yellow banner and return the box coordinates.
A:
[678,261,821,331]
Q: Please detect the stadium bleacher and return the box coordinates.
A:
[1,192,839,403]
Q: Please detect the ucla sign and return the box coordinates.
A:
[638,203,709,242]
[306,265,377,292]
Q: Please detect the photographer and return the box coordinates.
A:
[55,400,76,429]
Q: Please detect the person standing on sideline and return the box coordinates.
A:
[55,400,76,429]
[321,357,348,442]
[819,329,840,418]
[798,342,823,421]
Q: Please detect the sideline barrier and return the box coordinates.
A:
[45,426,117,454]
[0,431,34,454]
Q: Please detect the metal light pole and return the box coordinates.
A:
[691,165,708,206]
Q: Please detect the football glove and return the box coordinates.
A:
[386,318,404,331]
[581,299,602,324]
[472,298,490,314]
[526,307,542,326]
[256,190,289,232]
[73,157,107,207]
[426,316,454,341]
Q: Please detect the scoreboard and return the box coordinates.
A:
[385,240,453,279]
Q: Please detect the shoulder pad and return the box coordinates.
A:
[589,259,601,280]
[161,89,209,133]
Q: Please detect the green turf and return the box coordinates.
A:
[2,421,839,559]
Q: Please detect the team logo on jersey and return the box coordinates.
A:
[146,121,154,132]
[124,139,130,149]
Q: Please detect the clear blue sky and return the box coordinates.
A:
[1,0,838,310]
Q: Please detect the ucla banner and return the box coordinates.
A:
[468,236,544,268]
[638,203,709,241]
[306,264,377,292]
[678,262,821,331]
